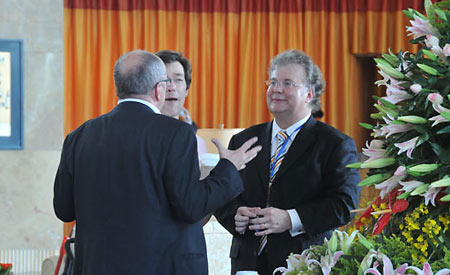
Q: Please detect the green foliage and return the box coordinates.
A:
[431,247,450,270]
[377,235,418,267]
[277,1,450,273]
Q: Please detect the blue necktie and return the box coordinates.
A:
[257,130,289,256]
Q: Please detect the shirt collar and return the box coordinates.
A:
[272,114,311,141]
[117,98,161,114]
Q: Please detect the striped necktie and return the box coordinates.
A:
[269,130,289,185]
[257,130,289,256]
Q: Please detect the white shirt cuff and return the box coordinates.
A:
[287,209,304,237]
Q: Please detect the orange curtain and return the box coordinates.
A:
[63,0,424,236]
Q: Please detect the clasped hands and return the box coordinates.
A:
[234,206,292,236]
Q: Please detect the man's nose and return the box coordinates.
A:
[167,81,176,90]
[271,82,283,93]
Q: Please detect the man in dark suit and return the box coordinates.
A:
[215,50,361,275]
[53,50,261,275]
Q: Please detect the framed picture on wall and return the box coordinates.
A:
[0,39,23,149]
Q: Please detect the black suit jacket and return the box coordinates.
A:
[215,117,361,274]
[53,102,243,275]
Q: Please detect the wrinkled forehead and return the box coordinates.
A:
[270,64,306,82]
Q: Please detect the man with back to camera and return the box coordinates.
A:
[215,50,361,275]
[53,50,262,275]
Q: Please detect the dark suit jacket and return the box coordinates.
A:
[215,117,361,275]
[53,102,243,275]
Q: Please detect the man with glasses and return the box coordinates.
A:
[53,50,262,275]
[156,50,208,162]
[215,50,361,275]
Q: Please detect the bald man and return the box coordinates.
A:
[53,50,261,275]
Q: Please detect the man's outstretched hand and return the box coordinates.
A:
[212,137,261,170]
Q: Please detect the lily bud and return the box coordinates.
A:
[441,111,450,121]
[417,63,439,75]
[370,113,384,120]
[440,193,450,202]
[382,53,400,67]
[360,158,396,169]
[397,191,412,199]
[358,173,392,187]
[346,162,363,169]
[359,122,374,130]
[422,49,437,61]
[430,177,450,188]
[374,104,398,118]
[410,84,422,94]
[411,183,430,195]
[328,232,338,252]
[357,233,374,250]
[398,115,428,124]
[408,163,440,173]
[377,63,405,79]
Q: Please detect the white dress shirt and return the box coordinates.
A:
[271,114,310,237]
[117,98,161,114]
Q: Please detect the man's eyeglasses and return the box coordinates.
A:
[265,79,305,89]
[154,78,172,89]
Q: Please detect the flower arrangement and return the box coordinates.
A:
[275,0,450,274]
[0,263,12,275]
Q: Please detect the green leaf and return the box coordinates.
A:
[413,10,428,20]
[435,9,448,22]
[378,98,398,110]
[430,142,450,164]
[402,9,415,19]
[437,125,450,134]
[424,0,433,18]
[359,122,374,130]
[417,63,440,75]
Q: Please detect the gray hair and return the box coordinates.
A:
[113,50,166,99]
[269,50,325,113]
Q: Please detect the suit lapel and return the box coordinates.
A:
[256,122,273,192]
[273,117,317,182]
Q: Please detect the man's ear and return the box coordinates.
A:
[154,82,165,102]
[305,88,315,103]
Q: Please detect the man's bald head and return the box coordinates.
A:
[114,50,167,99]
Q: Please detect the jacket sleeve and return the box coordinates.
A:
[53,134,76,222]
[214,135,248,236]
[163,124,244,224]
[296,136,361,234]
